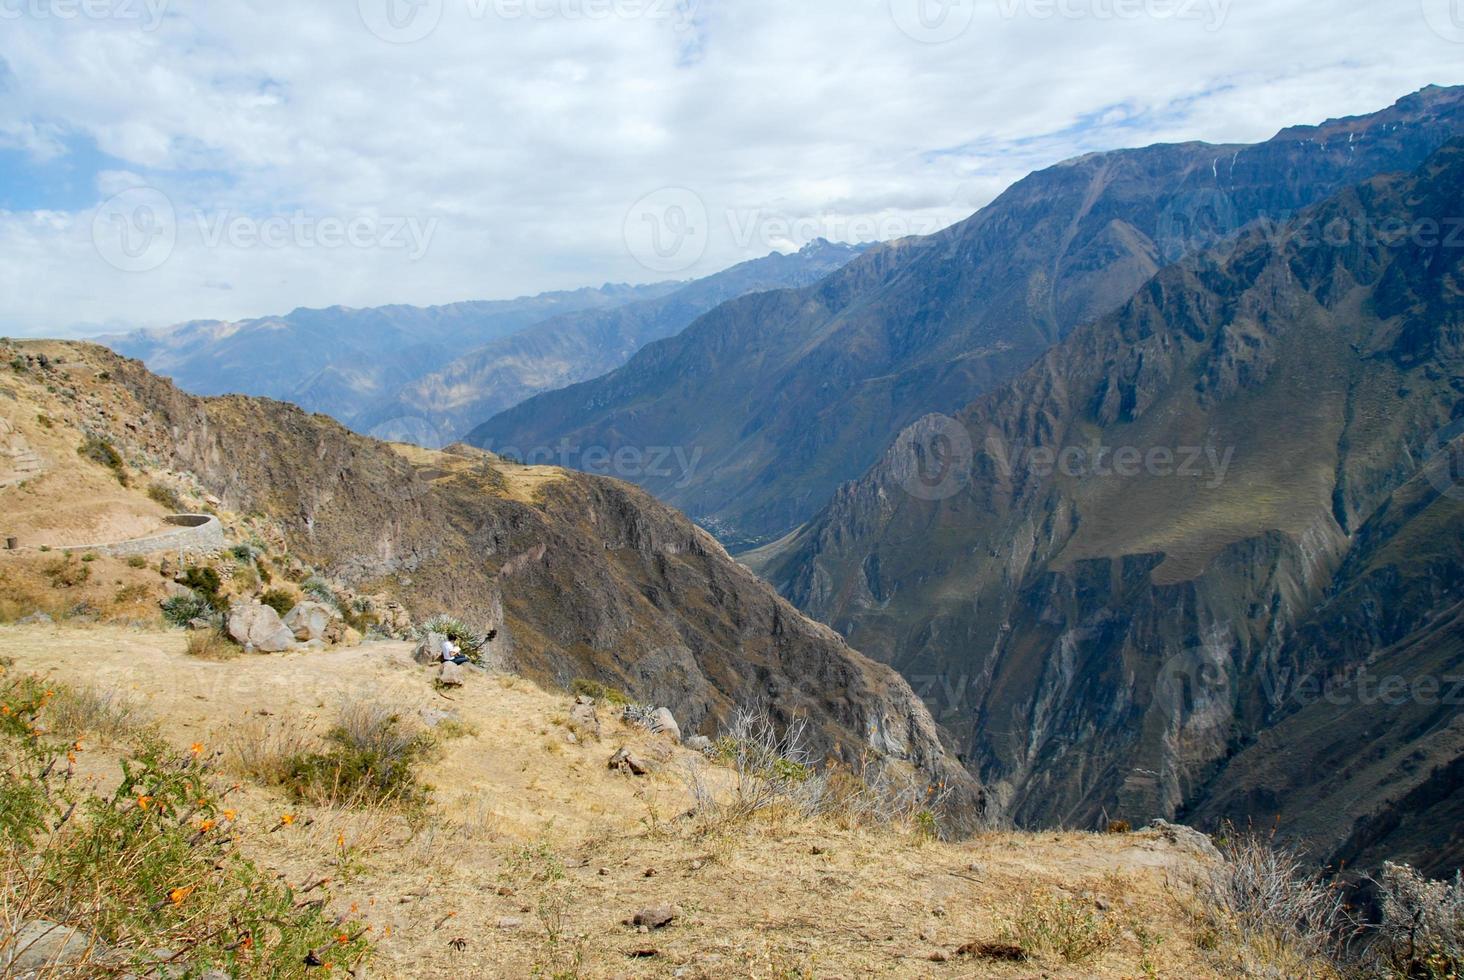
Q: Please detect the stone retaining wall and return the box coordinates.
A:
[77,515,226,559]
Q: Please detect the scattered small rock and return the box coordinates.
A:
[437,661,465,687]
[16,612,53,626]
[569,699,601,741]
[955,941,1027,962]
[684,735,712,753]
[630,905,679,930]
[495,917,522,930]
[928,950,949,963]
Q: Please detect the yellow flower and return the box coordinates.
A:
[169,885,194,905]
[137,795,152,810]
[190,742,205,756]
[222,809,237,822]
[279,813,295,826]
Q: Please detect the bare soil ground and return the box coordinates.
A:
[0,623,1235,979]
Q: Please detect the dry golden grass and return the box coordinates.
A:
[1,622,1253,978]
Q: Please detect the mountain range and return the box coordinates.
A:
[760,130,1464,876]
[470,85,1464,551]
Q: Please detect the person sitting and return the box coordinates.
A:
[441,638,470,666]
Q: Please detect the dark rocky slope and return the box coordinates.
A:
[764,139,1464,869]
[472,86,1464,549]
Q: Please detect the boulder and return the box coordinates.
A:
[1144,819,1222,862]
[437,661,465,687]
[648,707,681,742]
[226,604,295,653]
[283,601,339,643]
[608,747,652,776]
[569,700,601,741]
[685,735,713,754]
[413,631,446,666]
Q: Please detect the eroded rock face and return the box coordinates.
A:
[227,603,295,653]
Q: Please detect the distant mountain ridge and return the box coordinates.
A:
[469,85,1464,550]
[356,239,868,446]
[101,283,678,421]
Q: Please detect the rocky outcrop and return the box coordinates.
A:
[227,603,296,653]
[283,601,339,643]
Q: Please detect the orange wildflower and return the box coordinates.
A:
[198,819,217,832]
[190,743,205,756]
[336,933,350,945]
[169,886,194,905]
[279,813,295,826]
[223,809,238,822]
[137,795,152,810]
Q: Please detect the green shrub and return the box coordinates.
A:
[300,576,339,608]
[180,566,227,612]
[259,588,296,618]
[571,678,630,705]
[231,543,259,563]
[283,700,432,808]
[126,556,148,569]
[146,482,184,511]
[77,435,128,486]
[161,592,213,627]
[0,675,373,975]
[419,614,490,664]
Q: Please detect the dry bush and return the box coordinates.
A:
[184,628,240,661]
[1369,862,1464,976]
[1203,830,1352,966]
[1001,892,1120,963]
[282,699,434,808]
[44,683,144,742]
[224,716,318,787]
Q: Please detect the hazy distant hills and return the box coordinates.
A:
[470,85,1464,551]
[101,284,679,421]
[761,135,1464,874]
[355,239,868,446]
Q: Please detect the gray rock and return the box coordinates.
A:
[226,603,295,653]
[608,747,652,776]
[569,700,601,741]
[495,917,523,930]
[437,661,465,687]
[283,601,339,642]
[419,707,459,728]
[15,612,53,626]
[1,919,102,973]
[1145,819,1222,861]
[631,905,680,929]
[413,631,446,666]
[685,735,713,753]
[649,707,681,742]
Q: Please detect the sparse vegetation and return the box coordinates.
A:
[184,628,240,661]
[77,434,128,486]
[0,673,373,976]
[1001,892,1120,963]
[146,481,185,511]
[571,677,630,705]
[301,575,341,608]
[126,555,148,569]
[1371,862,1464,977]
[43,555,91,589]
[281,700,433,808]
[180,565,228,613]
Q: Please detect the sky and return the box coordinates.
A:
[2,0,1463,338]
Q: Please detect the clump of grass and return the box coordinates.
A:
[224,717,318,787]
[282,700,433,808]
[146,482,184,511]
[185,629,240,661]
[77,435,128,486]
[42,683,144,742]
[180,566,228,613]
[571,677,630,705]
[0,675,373,975]
[125,556,148,570]
[1001,893,1120,963]
[300,575,340,608]
[43,556,91,589]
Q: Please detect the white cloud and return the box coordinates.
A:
[1,0,1462,336]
